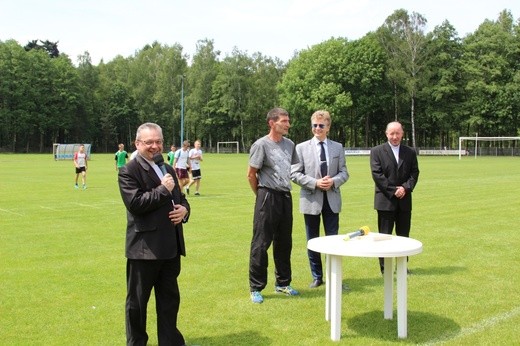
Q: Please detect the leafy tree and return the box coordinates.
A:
[243,53,285,148]
[24,39,60,58]
[461,10,519,137]
[127,41,187,143]
[420,20,464,148]
[278,38,353,144]
[45,54,81,150]
[100,82,137,152]
[0,40,34,151]
[378,9,428,148]
[2,10,520,153]
[75,52,101,147]
[206,48,254,147]
[185,39,220,147]
[337,34,388,147]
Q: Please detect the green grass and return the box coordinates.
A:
[1,153,519,345]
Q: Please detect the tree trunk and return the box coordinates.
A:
[410,94,416,148]
[394,82,399,121]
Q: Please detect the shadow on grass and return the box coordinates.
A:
[187,330,271,345]
[341,265,468,292]
[409,265,466,276]
[346,310,459,343]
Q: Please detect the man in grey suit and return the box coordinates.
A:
[118,122,190,345]
[370,121,419,274]
[291,110,349,288]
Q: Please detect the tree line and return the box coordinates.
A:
[0,9,518,153]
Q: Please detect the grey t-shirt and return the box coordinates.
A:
[249,135,298,192]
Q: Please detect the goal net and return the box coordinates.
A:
[53,143,92,160]
[217,141,239,154]
[458,136,520,159]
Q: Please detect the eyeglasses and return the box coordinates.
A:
[139,139,163,146]
[312,124,326,129]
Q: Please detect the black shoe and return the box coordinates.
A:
[407,269,412,275]
[309,279,323,288]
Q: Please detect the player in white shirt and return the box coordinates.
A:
[74,144,88,189]
[187,140,203,195]
[173,140,191,194]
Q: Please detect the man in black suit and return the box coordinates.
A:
[118,122,190,346]
[370,121,419,274]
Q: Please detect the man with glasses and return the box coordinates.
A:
[118,122,190,345]
[291,110,349,288]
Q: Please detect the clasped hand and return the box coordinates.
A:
[317,176,333,191]
[395,186,406,199]
[169,204,188,225]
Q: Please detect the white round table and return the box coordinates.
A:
[307,233,423,340]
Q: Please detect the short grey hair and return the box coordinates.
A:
[135,122,163,141]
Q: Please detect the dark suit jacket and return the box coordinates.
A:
[370,142,419,212]
[118,154,189,260]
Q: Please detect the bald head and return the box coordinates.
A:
[385,121,404,146]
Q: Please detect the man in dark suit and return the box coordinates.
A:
[291,110,349,288]
[118,122,190,346]
[370,121,419,274]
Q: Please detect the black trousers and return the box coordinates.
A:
[249,187,293,291]
[377,208,412,271]
[126,257,184,346]
[304,193,339,280]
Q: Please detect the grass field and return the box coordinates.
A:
[1,153,519,345]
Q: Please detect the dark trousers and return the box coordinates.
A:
[377,208,412,271]
[304,193,339,280]
[249,187,293,291]
[126,257,184,346]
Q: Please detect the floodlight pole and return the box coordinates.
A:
[180,75,185,144]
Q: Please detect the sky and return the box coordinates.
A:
[1,0,519,65]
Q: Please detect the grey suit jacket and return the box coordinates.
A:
[291,138,349,215]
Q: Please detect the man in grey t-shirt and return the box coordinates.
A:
[246,107,300,304]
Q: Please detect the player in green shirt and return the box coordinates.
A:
[167,144,177,165]
[115,143,128,171]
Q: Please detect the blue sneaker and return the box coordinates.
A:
[275,285,299,296]
[250,291,263,304]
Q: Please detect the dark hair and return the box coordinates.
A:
[266,107,289,124]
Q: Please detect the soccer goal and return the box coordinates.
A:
[458,136,520,159]
[217,141,239,154]
[53,143,92,160]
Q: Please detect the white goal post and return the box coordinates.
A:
[458,136,520,159]
[217,141,239,154]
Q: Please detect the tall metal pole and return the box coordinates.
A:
[180,75,184,144]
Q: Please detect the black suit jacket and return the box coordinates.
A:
[370,142,419,212]
[118,154,189,260]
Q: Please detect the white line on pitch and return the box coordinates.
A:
[72,202,102,209]
[422,306,520,345]
[0,208,24,216]
[40,206,59,211]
